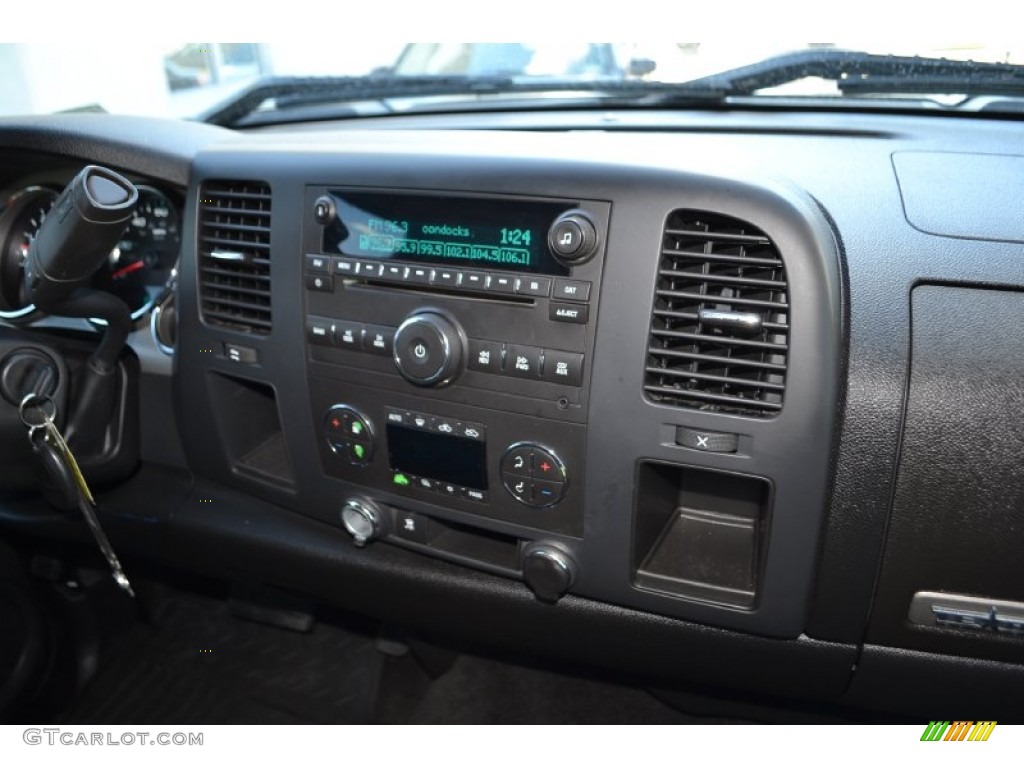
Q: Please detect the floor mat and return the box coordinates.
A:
[57,586,384,725]
[375,650,718,724]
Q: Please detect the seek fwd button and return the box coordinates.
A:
[549,302,589,324]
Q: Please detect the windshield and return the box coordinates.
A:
[2,42,1022,121]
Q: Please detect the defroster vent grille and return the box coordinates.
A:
[198,180,272,334]
[644,210,789,417]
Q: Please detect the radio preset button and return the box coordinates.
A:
[506,344,542,379]
[357,261,384,278]
[306,274,333,292]
[382,263,408,281]
[459,271,486,290]
[515,276,552,297]
[542,350,584,387]
[467,339,504,374]
[433,268,459,287]
[486,273,516,294]
[549,302,589,324]
[552,279,592,302]
[407,266,432,284]
[333,321,364,350]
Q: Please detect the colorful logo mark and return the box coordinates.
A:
[920,721,997,742]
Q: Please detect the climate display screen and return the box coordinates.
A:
[386,424,487,490]
[323,191,572,276]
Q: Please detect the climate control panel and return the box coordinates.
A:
[500,442,568,507]
[309,378,585,538]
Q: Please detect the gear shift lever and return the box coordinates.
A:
[22,165,139,447]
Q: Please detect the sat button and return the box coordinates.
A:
[552,279,591,302]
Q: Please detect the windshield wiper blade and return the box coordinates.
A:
[198,75,726,127]
[681,49,1024,97]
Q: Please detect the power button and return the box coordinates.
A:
[392,312,464,386]
[313,195,336,224]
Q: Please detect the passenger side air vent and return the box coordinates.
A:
[644,210,789,417]
[198,180,272,334]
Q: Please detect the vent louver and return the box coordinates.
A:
[644,210,789,417]
[198,180,272,334]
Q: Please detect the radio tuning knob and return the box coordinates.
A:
[393,312,464,386]
[522,543,577,604]
[548,209,598,266]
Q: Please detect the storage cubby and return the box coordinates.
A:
[207,372,295,487]
[633,462,771,608]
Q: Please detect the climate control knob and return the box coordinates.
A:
[393,312,464,386]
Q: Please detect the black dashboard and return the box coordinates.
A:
[1,109,1023,721]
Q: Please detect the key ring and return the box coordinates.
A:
[19,392,58,437]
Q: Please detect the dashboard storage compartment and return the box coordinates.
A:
[633,462,770,608]
[207,372,294,487]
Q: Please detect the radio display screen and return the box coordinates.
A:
[386,424,488,490]
[323,191,572,276]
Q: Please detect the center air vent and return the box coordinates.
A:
[644,210,789,417]
[198,180,272,335]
